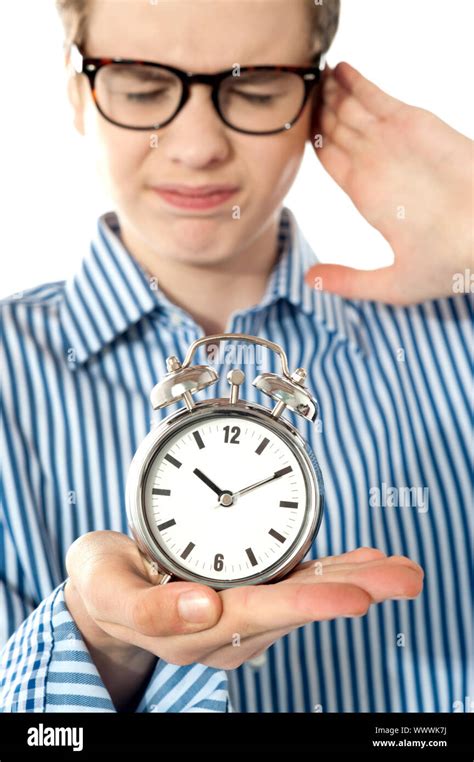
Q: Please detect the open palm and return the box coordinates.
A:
[131,547,424,669]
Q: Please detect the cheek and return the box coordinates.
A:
[243,123,309,197]
[88,114,150,199]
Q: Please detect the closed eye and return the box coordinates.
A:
[232,91,279,104]
[125,89,169,102]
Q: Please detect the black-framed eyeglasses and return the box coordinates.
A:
[70,44,325,135]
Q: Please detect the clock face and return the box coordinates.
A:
[142,412,314,585]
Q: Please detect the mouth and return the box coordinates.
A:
[150,184,240,211]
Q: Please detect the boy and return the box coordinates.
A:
[1,0,471,713]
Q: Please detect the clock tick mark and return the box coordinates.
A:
[192,430,205,450]
[269,528,286,543]
[181,542,195,560]
[255,437,270,455]
[245,547,258,567]
[164,453,182,469]
[274,466,293,478]
[157,518,176,531]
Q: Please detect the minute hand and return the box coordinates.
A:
[233,467,290,499]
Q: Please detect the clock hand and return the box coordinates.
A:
[210,467,291,509]
[193,467,225,497]
[233,467,290,499]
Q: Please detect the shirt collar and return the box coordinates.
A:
[60,207,366,367]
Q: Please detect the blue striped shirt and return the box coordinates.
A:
[1,207,472,713]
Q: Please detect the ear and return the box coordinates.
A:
[307,65,331,146]
[307,84,322,146]
[67,73,86,136]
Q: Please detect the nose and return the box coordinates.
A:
[161,84,232,169]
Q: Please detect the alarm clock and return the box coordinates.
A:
[126,333,324,590]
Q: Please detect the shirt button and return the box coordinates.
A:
[170,313,182,326]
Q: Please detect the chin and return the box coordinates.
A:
[150,215,237,257]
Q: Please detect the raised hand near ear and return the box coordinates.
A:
[306,62,473,305]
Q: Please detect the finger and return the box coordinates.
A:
[304,263,401,303]
[313,556,421,578]
[301,547,387,569]
[66,530,223,637]
[323,548,387,564]
[333,61,404,120]
[286,554,420,585]
[319,559,424,603]
[220,581,373,635]
[323,554,421,573]
[313,139,353,188]
[284,555,423,584]
[323,75,377,132]
[320,104,364,153]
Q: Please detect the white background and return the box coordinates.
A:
[0,0,472,298]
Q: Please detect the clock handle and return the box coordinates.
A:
[180,332,292,378]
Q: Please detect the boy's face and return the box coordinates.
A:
[70,0,316,266]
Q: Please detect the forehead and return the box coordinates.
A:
[86,0,311,68]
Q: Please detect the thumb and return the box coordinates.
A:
[126,580,223,638]
[67,530,223,638]
[305,263,397,303]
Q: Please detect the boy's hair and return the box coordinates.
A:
[55,0,340,59]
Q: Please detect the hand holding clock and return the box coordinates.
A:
[64,533,423,710]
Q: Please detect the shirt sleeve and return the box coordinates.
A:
[0,577,229,713]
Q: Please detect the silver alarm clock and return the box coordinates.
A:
[126,333,324,590]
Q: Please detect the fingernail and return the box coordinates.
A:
[178,591,213,623]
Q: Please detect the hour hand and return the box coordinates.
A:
[193,467,224,497]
